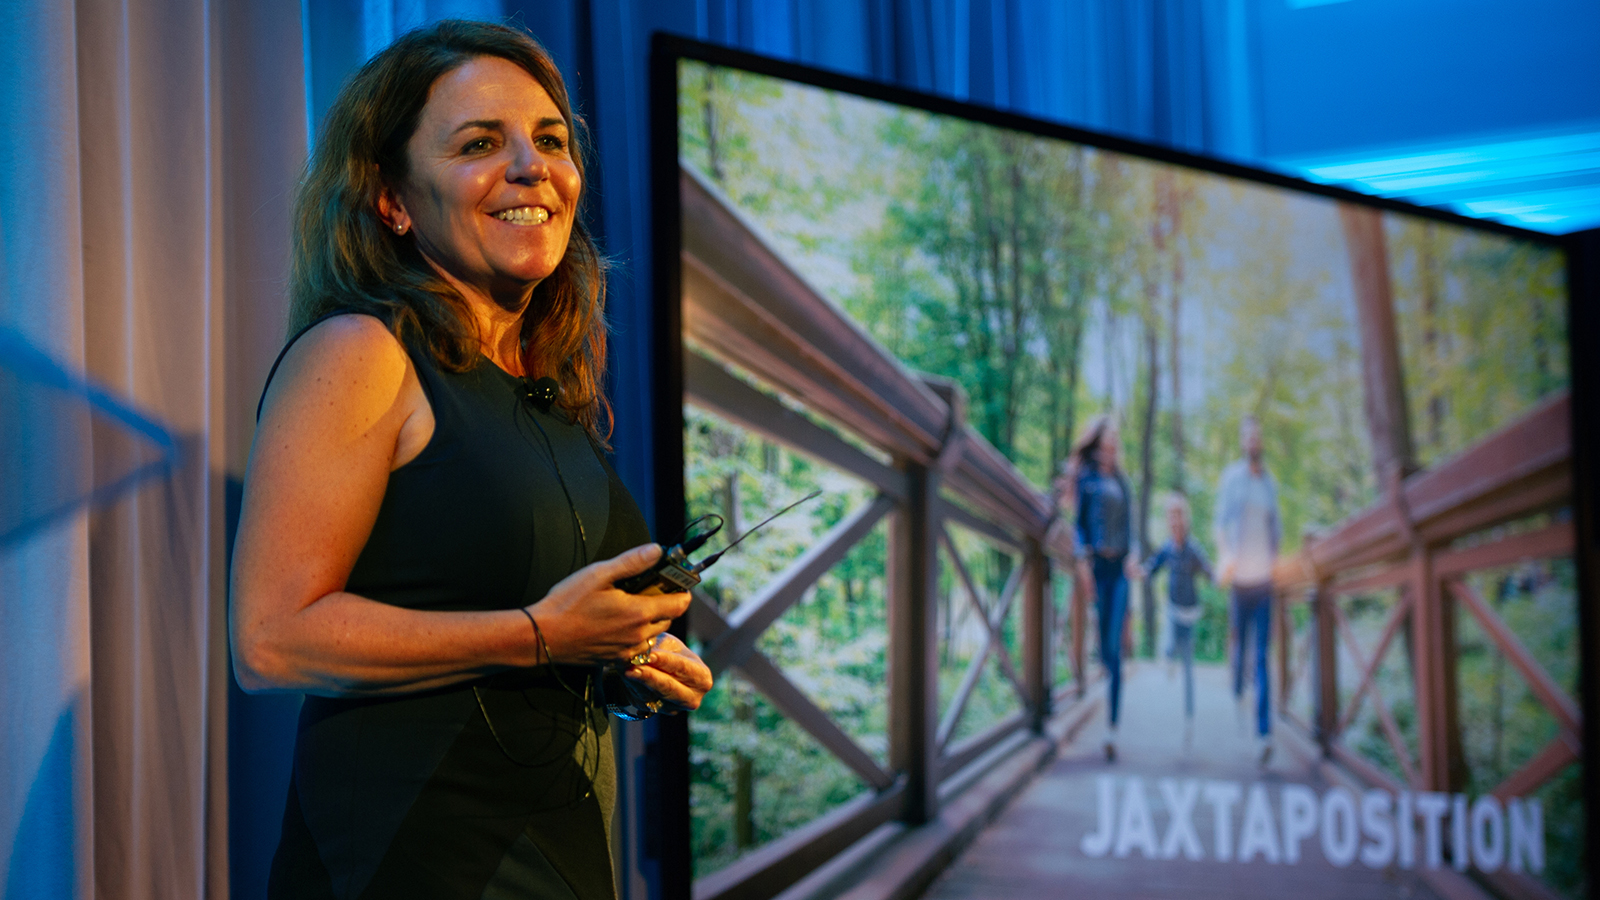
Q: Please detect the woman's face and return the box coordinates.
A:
[1096,425,1120,468]
[383,56,580,307]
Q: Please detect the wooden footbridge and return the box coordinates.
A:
[648,168,1579,900]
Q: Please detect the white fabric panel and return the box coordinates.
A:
[0,1,304,897]
[0,0,94,896]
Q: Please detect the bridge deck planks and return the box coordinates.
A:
[920,663,1445,900]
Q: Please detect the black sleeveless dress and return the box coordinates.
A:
[262,315,650,900]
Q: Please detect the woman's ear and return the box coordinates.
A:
[376,184,412,236]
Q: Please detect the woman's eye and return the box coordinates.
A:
[536,134,567,152]
[462,137,494,154]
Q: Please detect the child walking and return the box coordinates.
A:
[1141,495,1214,748]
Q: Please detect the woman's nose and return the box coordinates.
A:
[507,138,548,184]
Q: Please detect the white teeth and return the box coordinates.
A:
[493,206,550,225]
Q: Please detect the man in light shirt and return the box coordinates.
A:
[1213,416,1281,766]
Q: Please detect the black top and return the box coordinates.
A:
[261,314,650,900]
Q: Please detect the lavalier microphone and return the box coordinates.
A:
[524,376,559,413]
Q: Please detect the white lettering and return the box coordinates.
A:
[1087,780,1540,876]
[1359,789,1395,868]
[1415,792,1450,869]
[1114,776,1159,859]
[1280,784,1318,863]
[1470,796,1505,872]
[1508,797,1545,874]
[1081,775,1115,857]
[1158,778,1204,861]
[1237,784,1282,863]
[1203,781,1243,862]
[1321,787,1359,867]
[1397,791,1415,868]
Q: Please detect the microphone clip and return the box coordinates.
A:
[524,376,559,413]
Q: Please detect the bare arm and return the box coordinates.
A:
[229,316,689,697]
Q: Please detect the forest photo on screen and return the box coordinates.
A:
[674,58,1577,898]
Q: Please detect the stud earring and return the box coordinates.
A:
[395,223,407,235]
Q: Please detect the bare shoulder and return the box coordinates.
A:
[259,313,413,427]
[274,313,408,390]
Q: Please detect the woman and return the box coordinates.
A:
[1067,415,1139,761]
[229,21,711,899]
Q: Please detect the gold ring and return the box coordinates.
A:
[629,633,667,667]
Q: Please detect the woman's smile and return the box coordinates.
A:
[491,205,551,225]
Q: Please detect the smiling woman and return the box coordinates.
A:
[375,56,583,327]
[228,20,711,900]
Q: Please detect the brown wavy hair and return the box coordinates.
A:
[1068,414,1121,476]
[288,19,611,440]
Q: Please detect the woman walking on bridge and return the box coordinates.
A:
[1065,416,1140,761]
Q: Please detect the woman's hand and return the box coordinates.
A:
[623,633,713,712]
[1075,557,1093,586]
[528,543,693,666]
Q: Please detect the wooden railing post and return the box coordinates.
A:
[1313,583,1339,752]
[1276,590,1291,722]
[1071,563,1088,699]
[1436,564,1466,792]
[1408,557,1439,790]
[1410,547,1466,792]
[1023,541,1050,731]
[889,461,939,825]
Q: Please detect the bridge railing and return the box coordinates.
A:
[678,166,1072,900]
[1274,392,1575,900]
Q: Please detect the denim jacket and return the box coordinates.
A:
[1075,466,1133,559]
[1143,537,1214,609]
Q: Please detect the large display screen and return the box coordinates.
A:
[663,43,1578,900]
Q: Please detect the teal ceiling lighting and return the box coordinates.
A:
[1283,128,1600,233]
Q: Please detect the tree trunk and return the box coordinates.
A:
[1421,224,1444,450]
[1137,306,1160,657]
[1340,205,1417,479]
[1165,180,1186,495]
[733,697,755,847]
[1492,575,1508,776]
[703,68,724,183]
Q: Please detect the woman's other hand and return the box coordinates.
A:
[528,543,692,666]
[1075,557,1093,586]
[624,633,713,712]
